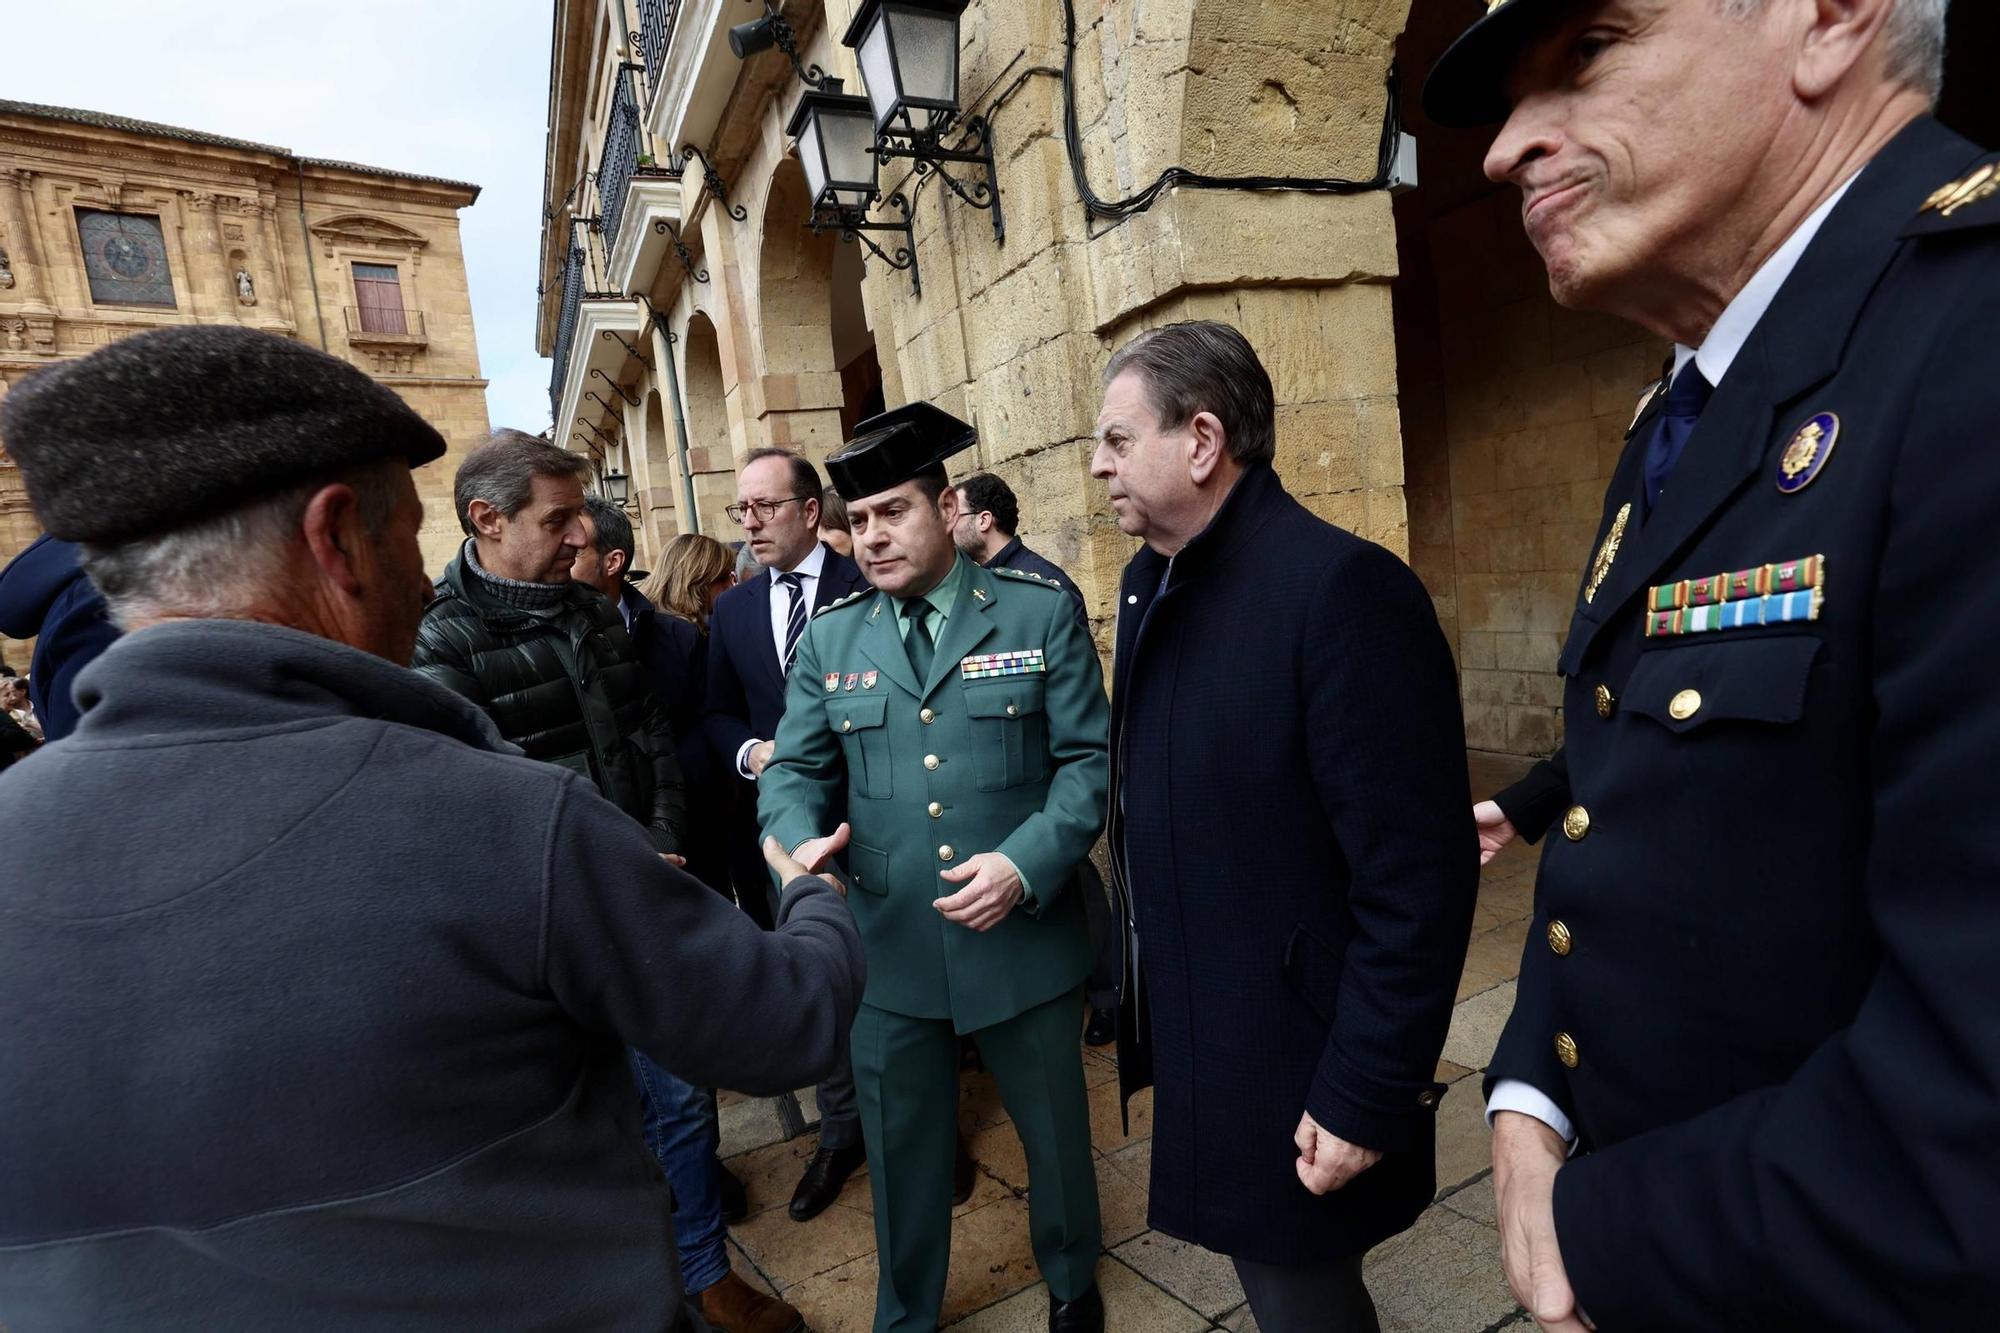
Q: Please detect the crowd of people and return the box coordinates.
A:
[2,0,1997,1329]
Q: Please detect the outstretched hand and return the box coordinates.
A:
[763,832,849,897]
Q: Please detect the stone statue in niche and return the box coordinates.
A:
[0,247,13,290]
[234,268,256,306]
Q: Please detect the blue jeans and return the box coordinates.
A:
[627,1049,730,1295]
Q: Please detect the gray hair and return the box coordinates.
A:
[1722,0,1949,100]
[582,495,635,563]
[1102,320,1277,465]
[80,462,403,626]
[453,428,589,535]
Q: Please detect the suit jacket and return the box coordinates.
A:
[1108,462,1477,1265]
[984,536,1087,626]
[760,556,1110,1032]
[1486,118,2000,1328]
[703,545,868,768]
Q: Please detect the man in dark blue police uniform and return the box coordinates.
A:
[1426,0,2000,1328]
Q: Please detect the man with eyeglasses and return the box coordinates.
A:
[704,446,872,1222]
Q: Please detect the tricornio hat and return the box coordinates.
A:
[824,401,977,502]
[1422,0,1579,130]
[0,324,445,544]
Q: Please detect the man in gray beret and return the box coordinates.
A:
[0,325,865,1330]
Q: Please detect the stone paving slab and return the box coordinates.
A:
[1441,978,1517,1072]
[1109,1231,1246,1320]
[950,1256,1210,1332]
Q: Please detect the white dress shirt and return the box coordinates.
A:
[736,542,828,779]
[1486,170,1860,1146]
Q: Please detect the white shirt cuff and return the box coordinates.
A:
[736,739,760,780]
[1487,1078,1579,1151]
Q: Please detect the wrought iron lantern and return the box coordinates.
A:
[787,78,923,294]
[842,0,967,139]
[840,0,1002,246]
[603,467,633,508]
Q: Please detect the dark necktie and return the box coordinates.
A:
[778,572,806,674]
[1642,360,1715,515]
[902,597,934,681]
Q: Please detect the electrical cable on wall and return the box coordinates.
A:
[1058,0,1401,225]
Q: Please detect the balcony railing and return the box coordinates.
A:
[599,74,644,254]
[343,306,426,339]
[549,244,585,416]
[638,0,682,93]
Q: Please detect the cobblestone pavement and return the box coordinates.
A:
[714,753,1540,1331]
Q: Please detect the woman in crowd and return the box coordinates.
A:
[637,535,736,897]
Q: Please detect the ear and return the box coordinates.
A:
[301,484,368,597]
[977,511,994,534]
[465,497,505,541]
[605,548,629,581]
[802,495,822,531]
[1792,0,1898,101]
[1186,410,1231,487]
[937,484,962,524]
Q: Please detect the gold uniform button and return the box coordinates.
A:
[1548,920,1573,956]
[1562,805,1591,841]
[1554,1032,1580,1069]
[938,845,955,862]
[927,802,943,818]
[841,719,853,732]
[1669,688,1703,721]
[923,754,940,770]
[1005,704,1019,717]
[1593,683,1615,719]
[920,708,936,724]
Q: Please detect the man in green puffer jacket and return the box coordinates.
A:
[413,429,684,855]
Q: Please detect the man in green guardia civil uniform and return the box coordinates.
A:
[760,402,1109,1333]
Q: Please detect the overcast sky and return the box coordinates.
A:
[10,0,554,431]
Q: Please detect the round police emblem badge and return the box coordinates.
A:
[1778,413,1839,494]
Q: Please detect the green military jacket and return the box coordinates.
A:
[760,555,1109,1032]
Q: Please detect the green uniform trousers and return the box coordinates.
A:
[852,988,1100,1332]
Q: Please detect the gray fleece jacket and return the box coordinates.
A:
[0,619,863,1330]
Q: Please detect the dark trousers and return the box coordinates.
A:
[1231,1251,1380,1333]
[1076,862,1119,1010]
[853,990,1100,1332]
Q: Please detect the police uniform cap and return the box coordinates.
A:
[824,401,977,502]
[0,324,446,544]
[1422,0,1576,130]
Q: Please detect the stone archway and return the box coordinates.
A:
[681,309,738,536]
[753,158,847,460]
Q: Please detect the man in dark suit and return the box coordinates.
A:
[952,471,1116,1047]
[1094,320,1478,1331]
[1428,0,2000,1327]
[703,446,871,1222]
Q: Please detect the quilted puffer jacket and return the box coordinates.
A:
[412,549,684,854]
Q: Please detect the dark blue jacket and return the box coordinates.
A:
[1489,118,2000,1329]
[0,535,118,741]
[0,619,862,1328]
[1109,462,1477,1265]
[620,583,712,789]
[985,536,1088,630]
[703,544,868,767]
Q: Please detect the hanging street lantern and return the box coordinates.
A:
[603,467,633,508]
[841,0,969,140]
[786,77,922,295]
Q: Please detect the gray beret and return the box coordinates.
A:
[0,325,445,544]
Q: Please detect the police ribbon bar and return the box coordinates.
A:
[960,649,1047,679]
[1644,555,1825,638]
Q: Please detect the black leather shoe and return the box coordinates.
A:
[788,1139,865,1222]
[953,1135,976,1206]
[716,1157,748,1224]
[1083,1006,1117,1047]
[1049,1285,1104,1333]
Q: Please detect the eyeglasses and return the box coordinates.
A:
[724,496,812,525]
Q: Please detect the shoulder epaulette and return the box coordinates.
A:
[991,566,1066,594]
[813,587,877,618]
[1902,156,2000,239]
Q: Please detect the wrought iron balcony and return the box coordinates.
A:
[343,306,426,340]
[638,0,682,92]
[599,74,645,254]
[548,244,585,416]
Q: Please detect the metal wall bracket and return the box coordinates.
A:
[809,190,921,296]
[676,144,749,222]
[652,219,709,282]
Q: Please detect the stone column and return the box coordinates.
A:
[176,191,235,321]
[0,170,54,314]
[233,198,288,328]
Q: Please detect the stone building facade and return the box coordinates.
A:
[0,101,489,576]
[538,0,1995,759]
